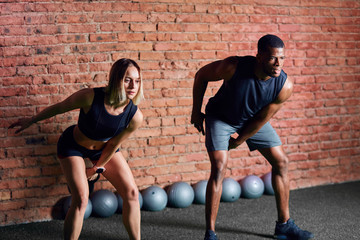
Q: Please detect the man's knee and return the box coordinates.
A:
[272,154,289,175]
[209,151,228,181]
[260,146,289,175]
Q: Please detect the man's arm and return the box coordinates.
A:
[191,56,238,134]
[229,78,293,149]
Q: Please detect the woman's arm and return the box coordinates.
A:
[9,88,94,133]
[86,109,143,176]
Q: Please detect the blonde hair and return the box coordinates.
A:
[105,58,144,106]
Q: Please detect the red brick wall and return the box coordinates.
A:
[1,0,359,225]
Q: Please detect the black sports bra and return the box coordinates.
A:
[77,87,137,141]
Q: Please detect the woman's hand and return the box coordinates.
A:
[9,117,34,134]
[86,167,99,181]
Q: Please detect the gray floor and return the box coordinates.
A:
[1,181,359,240]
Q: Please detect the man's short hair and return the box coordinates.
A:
[258,34,285,54]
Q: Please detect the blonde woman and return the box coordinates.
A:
[10,58,144,240]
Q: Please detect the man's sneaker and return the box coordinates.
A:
[274,218,314,240]
[204,229,218,240]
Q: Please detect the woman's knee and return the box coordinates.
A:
[122,186,139,203]
[71,192,89,210]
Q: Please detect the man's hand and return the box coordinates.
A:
[228,137,241,150]
[191,112,205,135]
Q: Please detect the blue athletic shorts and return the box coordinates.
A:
[57,125,119,162]
[205,116,282,152]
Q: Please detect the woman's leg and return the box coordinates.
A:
[59,156,89,240]
[102,151,140,240]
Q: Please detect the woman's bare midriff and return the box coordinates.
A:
[73,125,107,150]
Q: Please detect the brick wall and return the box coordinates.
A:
[1,0,359,225]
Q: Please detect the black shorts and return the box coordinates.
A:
[57,125,119,162]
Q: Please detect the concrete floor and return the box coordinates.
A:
[1,181,359,240]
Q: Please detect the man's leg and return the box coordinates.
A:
[258,146,290,223]
[258,146,314,239]
[206,150,228,231]
[204,116,238,239]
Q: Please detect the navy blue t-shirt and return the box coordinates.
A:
[205,56,287,126]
